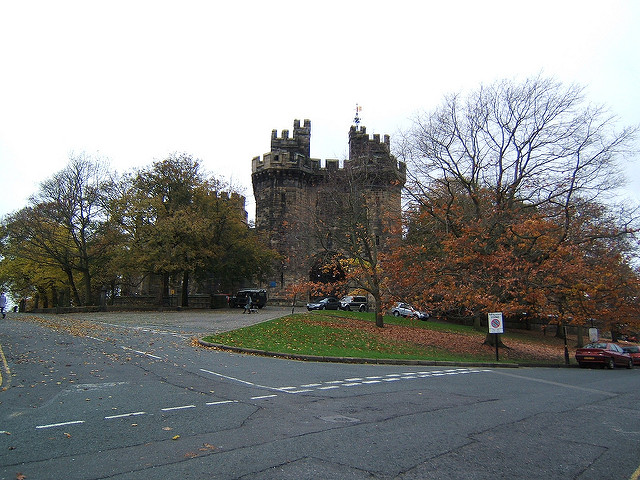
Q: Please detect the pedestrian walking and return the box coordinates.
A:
[243,295,252,314]
[0,291,7,319]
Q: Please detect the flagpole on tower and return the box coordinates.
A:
[353,103,362,125]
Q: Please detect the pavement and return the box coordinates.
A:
[6,307,565,368]
[12,306,292,336]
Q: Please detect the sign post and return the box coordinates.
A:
[488,312,504,361]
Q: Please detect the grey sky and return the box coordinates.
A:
[1,0,638,220]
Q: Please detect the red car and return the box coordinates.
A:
[622,345,640,366]
[575,342,633,369]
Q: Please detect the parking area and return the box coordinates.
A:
[16,306,292,337]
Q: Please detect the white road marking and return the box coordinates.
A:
[105,411,147,420]
[36,420,85,429]
[30,368,490,433]
[161,405,196,412]
[121,346,162,359]
[200,368,287,392]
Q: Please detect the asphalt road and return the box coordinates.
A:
[1,309,639,480]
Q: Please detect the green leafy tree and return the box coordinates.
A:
[2,153,113,306]
[111,153,274,305]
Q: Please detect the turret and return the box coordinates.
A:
[270,119,311,158]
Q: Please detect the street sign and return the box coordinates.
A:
[488,312,504,334]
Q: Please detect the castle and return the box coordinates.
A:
[251,119,406,294]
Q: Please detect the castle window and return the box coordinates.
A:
[274,155,280,162]
[281,192,286,212]
[376,235,380,246]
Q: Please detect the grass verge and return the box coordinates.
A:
[202,311,572,364]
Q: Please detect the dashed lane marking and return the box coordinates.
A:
[105,411,147,420]
[278,368,489,393]
[161,405,196,412]
[121,346,162,360]
[206,400,238,406]
[36,420,85,429]
[31,368,491,432]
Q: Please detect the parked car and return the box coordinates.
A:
[340,295,368,312]
[306,297,340,311]
[622,345,640,366]
[390,302,429,321]
[229,289,267,309]
[575,342,633,369]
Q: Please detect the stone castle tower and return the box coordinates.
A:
[251,119,406,293]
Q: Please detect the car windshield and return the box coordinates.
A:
[584,343,608,349]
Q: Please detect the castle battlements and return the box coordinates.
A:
[252,119,406,179]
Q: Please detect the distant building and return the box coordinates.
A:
[251,119,406,293]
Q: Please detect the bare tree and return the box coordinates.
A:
[395,75,640,340]
[308,163,402,327]
[401,75,638,234]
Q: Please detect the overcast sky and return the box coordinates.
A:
[1,0,638,221]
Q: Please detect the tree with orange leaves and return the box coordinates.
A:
[390,75,639,345]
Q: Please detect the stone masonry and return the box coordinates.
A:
[251,119,406,294]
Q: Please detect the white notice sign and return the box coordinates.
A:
[488,312,504,334]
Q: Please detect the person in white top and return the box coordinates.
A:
[0,291,7,319]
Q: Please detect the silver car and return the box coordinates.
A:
[390,302,429,320]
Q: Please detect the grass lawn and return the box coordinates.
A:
[202,310,574,365]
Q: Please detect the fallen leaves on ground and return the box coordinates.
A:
[305,317,567,362]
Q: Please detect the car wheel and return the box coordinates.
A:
[346,306,351,311]
[321,306,326,310]
[627,359,633,369]
[393,311,400,317]
[359,305,365,312]
[607,358,615,369]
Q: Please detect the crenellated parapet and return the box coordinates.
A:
[252,119,406,182]
[269,118,311,158]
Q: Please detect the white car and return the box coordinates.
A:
[390,302,429,320]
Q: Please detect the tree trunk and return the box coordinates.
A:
[610,329,619,342]
[483,333,507,347]
[373,294,384,328]
[576,325,584,348]
[64,268,82,306]
[555,321,565,339]
[473,314,482,332]
[83,268,92,305]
